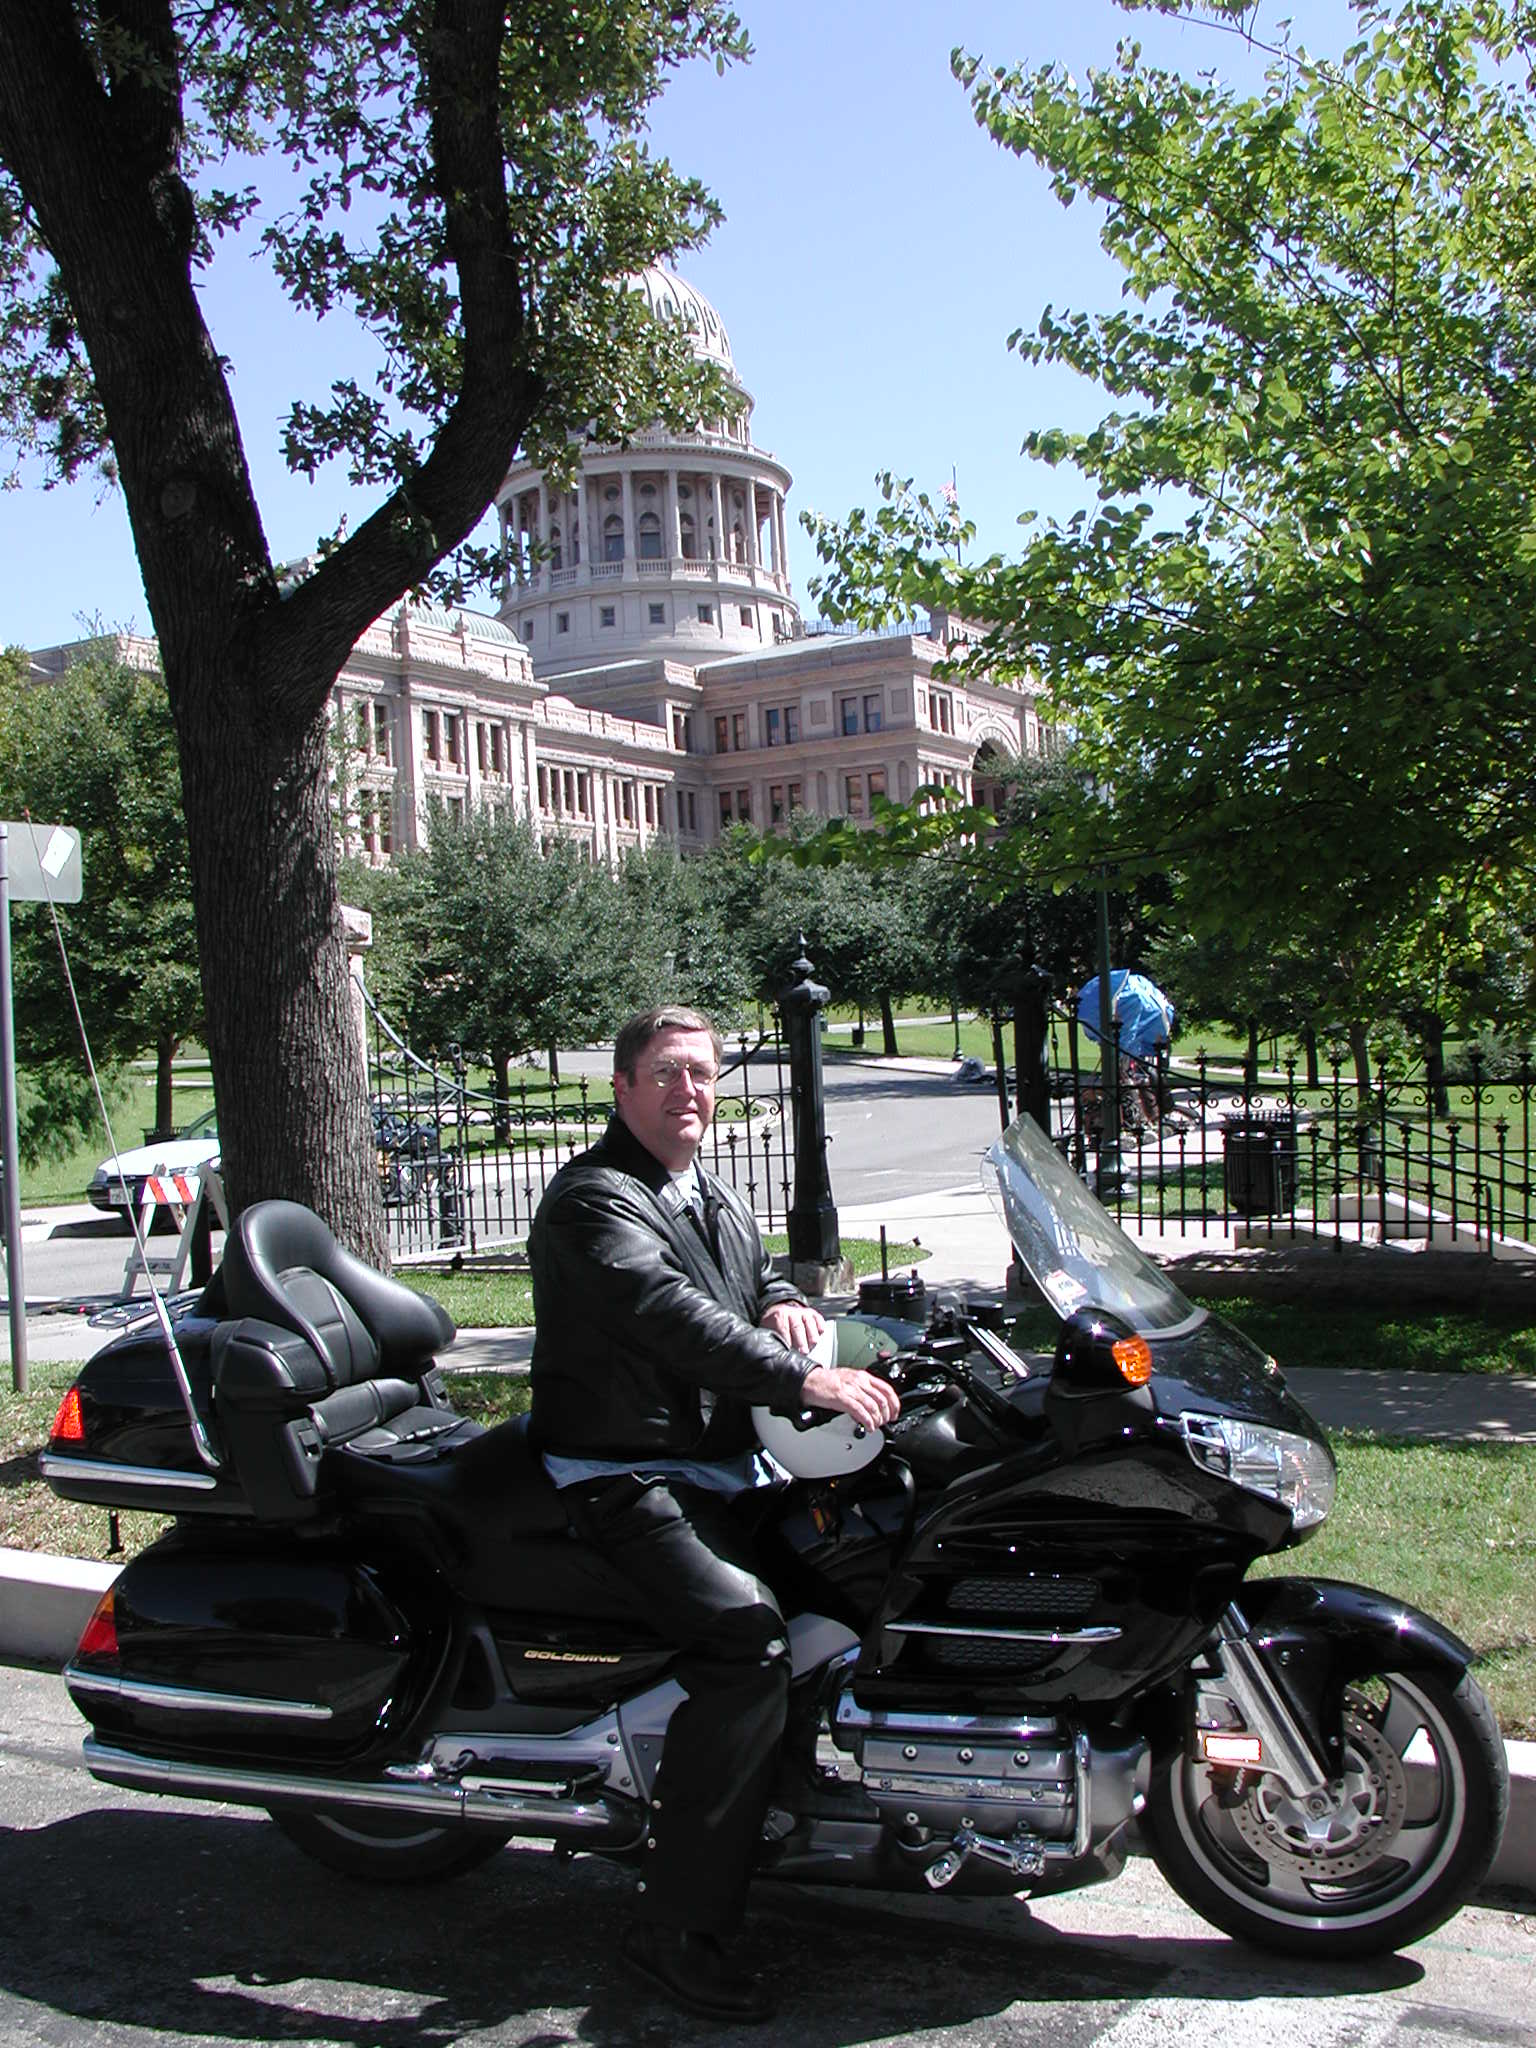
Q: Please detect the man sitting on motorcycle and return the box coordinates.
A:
[529,1004,899,2023]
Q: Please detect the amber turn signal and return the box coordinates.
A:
[1110,1335,1154,1386]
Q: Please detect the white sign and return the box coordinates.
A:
[2,821,82,904]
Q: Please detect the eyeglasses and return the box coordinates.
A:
[644,1059,719,1091]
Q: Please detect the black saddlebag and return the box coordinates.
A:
[65,1526,445,1766]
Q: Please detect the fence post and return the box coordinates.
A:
[776,936,849,1295]
[1013,965,1052,1135]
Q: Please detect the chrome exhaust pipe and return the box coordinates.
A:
[83,1737,644,1847]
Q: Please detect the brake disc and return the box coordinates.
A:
[1229,1704,1410,1878]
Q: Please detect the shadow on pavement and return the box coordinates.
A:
[0,1808,1425,2045]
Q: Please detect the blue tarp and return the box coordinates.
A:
[1075,971,1176,1060]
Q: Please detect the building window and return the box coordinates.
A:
[764,707,781,747]
[732,712,746,750]
[445,714,461,767]
[784,704,801,743]
[603,516,624,562]
[844,774,865,819]
[715,714,730,754]
[556,611,570,634]
[638,512,663,560]
[446,795,465,827]
[739,606,753,627]
[374,704,391,763]
[578,772,592,816]
[787,780,802,812]
[840,695,859,737]
[929,688,954,734]
[680,512,697,560]
[736,787,751,822]
[521,616,534,641]
[422,708,440,762]
[769,783,785,824]
[868,767,887,807]
[687,791,697,831]
[649,602,666,625]
[476,723,489,774]
[719,791,733,829]
[644,785,656,826]
[538,764,550,810]
[697,603,714,625]
[863,692,883,732]
[491,726,504,775]
[600,604,616,627]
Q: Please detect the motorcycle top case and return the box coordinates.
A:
[67,1526,443,1767]
[41,1314,254,1520]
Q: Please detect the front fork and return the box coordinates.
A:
[1186,1609,1335,1803]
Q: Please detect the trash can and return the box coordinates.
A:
[1222,1111,1299,1216]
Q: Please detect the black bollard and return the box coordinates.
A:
[777,936,840,1268]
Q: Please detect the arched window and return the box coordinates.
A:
[680,511,697,560]
[603,514,624,562]
[638,511,663,561]
[549,521,563,571]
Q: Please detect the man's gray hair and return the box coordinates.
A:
[613,1006,723,1081]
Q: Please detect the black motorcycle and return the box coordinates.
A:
[40,1114,1508,1957]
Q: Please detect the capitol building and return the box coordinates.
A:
[40,269,1050,862]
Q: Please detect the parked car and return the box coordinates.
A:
[87,1106,220,1233]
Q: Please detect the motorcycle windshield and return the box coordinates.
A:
[982,1115,1203,1336]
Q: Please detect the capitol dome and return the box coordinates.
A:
[496,266,798,681]
[627,265,735,378]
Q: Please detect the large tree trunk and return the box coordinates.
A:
[177,675,386,1264]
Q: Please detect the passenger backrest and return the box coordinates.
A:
[222,1198,454,1390]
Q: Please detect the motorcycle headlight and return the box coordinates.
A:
[1180,1414,1336,1529]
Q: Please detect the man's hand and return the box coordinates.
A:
[799,1364,901,1433]
[760,1300,826,1353]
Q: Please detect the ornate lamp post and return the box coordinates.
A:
[776,935,845,1287]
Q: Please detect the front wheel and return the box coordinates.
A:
[268,1806,513,1883]
[1143,1666,1507,1957]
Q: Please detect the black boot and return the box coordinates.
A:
[623,1924,774,2023]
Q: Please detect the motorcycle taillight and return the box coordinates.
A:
[75,1588,119,1663]
[49,1385,86,1445]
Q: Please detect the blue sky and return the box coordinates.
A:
[0,0,1349,650]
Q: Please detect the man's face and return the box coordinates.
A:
[613,1026,719,1172]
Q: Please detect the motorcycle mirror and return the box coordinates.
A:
[1052,1307,1155,1395]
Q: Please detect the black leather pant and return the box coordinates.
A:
[563,1475,791,1935]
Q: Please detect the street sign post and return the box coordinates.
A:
[2,819,83,1392]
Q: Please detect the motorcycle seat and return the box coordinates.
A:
[332,1413,659,1621]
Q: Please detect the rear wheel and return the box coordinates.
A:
[268,1806,513,1883]
[1143,1666,1507,1957]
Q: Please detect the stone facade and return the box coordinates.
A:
[32,269,1050,865]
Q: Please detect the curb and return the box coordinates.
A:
[2,1545,1530,1896]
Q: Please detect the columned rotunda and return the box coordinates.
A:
[498,268,799,677]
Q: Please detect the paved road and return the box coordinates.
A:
[0,1664,1530,2048]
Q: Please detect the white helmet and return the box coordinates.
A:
[753,1318,893,1480]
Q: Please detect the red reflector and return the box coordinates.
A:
[75,1588,119,1662]
[50,1386,86,1445]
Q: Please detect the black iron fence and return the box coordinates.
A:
[1044,1026,1536,1253]
[365,992,794,1261]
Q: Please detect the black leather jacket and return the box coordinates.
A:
[528,1114,812,1460]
